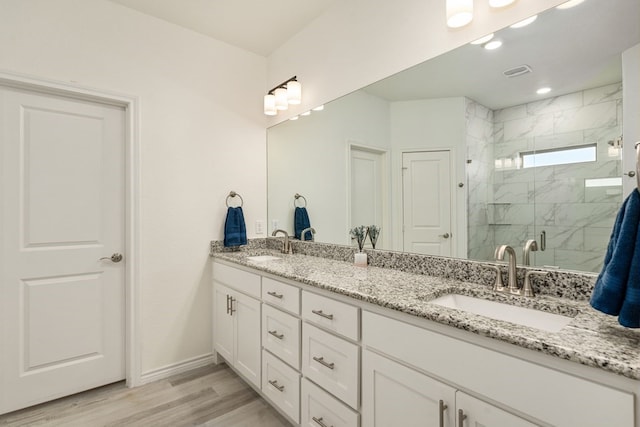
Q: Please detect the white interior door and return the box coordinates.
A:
[350,146,387,248]
[402,150,452,256]
[0,86,126,414]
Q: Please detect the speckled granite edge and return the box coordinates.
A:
[211,239,597,301]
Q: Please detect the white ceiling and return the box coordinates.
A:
[364,0,640,109]
[109,0,338,56]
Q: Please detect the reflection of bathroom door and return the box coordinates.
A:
[350,146,387,248]
[402,150,452,255]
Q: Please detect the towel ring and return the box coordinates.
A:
[226,191,244,208]
[294,193,307,208]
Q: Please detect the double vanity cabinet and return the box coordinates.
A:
[212,257,637,427]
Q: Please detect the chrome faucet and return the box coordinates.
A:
[300,227,316,242]
[494,245,520,295]
[523,239,538,266]
[272,229,292,254]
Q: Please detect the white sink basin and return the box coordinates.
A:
[429,294,573,332]
[247,255,282,263]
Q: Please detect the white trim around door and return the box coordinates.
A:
[0,70,142,388]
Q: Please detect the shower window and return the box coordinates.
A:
[520,144,597,168]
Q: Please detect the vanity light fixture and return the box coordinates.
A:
[483,40,503,50]
[556,0,585,9]
[471,33,494,45]
[301,111,311,116]
[536,87,551,95]
[489,0,516,7]
[289,116,299,121]
[446,0,473,28]
[510,15,537,28]
[312,105,324,111]
[263,76,302,116]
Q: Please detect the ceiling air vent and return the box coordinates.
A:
[503,65,532,78]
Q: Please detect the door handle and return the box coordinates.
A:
[439,233,450,239]
[99,253,123,263]
[624,171,636,177]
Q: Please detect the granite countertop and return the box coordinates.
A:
[212,249,640,381]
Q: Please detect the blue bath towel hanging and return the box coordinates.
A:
[224,206,247,248]
[294,207,312,240]
[590,189,640,328]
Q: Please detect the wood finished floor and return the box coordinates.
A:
[0,363,292,427]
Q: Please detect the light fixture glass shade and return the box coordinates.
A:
[489,0,516,8]
[263,94,277,116]
[286,80,302,105]
[446,0,473,28]
[274,87,288,110]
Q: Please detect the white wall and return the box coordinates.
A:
[0,0,267,374]
[622,43,640,197]
[267,0,566,125]
[390,97,467,255]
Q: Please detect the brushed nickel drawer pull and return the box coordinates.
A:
[229,297,236,315]
[268,330,284,340]
[267,291,283,299]
[311,309,334,320]
[458,409,467,427]
[226,294,230,314]
[312,356,335,370]
[268,379,285,392]
[312,416,332,427]
[439,400,448,427]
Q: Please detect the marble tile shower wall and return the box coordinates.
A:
[489,83,623,272]
[466,99,495,261]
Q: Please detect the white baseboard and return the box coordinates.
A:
[139,353,215,385]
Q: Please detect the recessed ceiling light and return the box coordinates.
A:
[537,87,551,95]
[489,0,516,7]
[484,40,503,50]
[471,33,494,45]
[312,105,324,111]
[510,15,537,28]
[556,0,585,9]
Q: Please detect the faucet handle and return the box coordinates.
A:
[522,270,548,297]
[482,265,505,292]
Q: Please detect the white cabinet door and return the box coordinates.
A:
[362,349,456,427]
[213,281,261,389]
[456,392,538,427]
[213,282,234,362]
[233,291,261,389]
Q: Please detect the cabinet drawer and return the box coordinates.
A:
[262,304,301,369]
[302,291,359,341]
[302,324,359,410]
[262,277,300,315]
[301,378,359,427]
[262,350,301,424]
[213,261,261,298]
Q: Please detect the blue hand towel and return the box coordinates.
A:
[294,207,312,240]
[590,189,640,328]
[224,207,247,248]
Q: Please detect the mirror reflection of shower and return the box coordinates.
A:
[466,85,624,273]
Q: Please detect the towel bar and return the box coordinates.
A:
[294,193,307,208]
[226,191,244,207]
